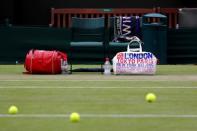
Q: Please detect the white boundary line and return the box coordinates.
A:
[0,80,155,82]
[0,86,197,89]
[0,114,197,118]
[0,79,196,82]
[1,80,133,82]
[0,80,173,82]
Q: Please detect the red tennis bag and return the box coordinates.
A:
[24,49,67,74]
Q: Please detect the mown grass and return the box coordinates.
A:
[0,64,197,75]
[0,65,197,131]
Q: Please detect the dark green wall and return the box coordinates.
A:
[167,29,197,64]
[0,26,70,63]
[0,26,197,64]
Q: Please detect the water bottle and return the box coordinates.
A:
[176,24,179,29]
[103,57,111,75]
[61,59,69,74]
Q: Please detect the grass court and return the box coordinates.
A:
[0,65,197,131]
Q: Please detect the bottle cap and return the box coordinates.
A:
[105,57,109,61]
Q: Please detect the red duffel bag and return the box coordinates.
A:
[24,49,67,74]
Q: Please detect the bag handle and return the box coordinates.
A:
[127,36,143,52]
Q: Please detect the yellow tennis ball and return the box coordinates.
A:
[146,93,157,103]
[8,105,18,114]
[70,112,80,123]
